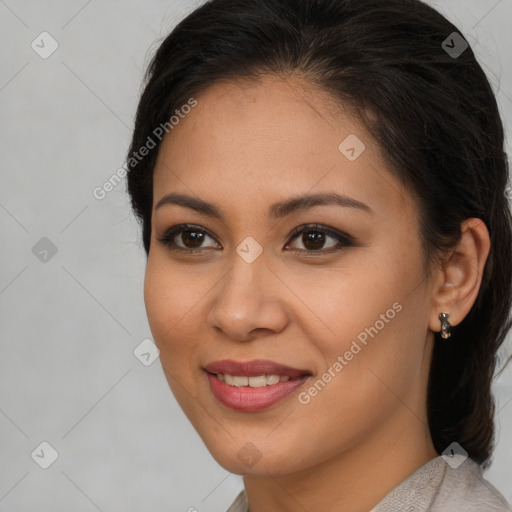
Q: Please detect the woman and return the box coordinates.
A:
[126,0,512,510]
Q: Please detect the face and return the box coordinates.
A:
[144,74,436,476]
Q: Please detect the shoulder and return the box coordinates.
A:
[431,457,511,512]
[374,456,510,512]
[225,489,248,512]
[225,458,511,512]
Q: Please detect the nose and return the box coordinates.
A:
[206,250,289,342]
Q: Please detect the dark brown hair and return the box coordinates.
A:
[126,0,512,467]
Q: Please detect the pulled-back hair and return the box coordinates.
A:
[126,0,512,467]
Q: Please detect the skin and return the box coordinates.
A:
[144,74,490,512]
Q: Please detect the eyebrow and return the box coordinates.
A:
[155,191,373,219]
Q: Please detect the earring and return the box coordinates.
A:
[439,313,452,339]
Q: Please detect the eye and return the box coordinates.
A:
[157,223,354,254]
[157,224,221,252]
[285,224,353,253]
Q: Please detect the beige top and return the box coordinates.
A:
[226,456,511,511]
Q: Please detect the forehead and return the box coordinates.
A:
[152,74,412,221]
[192,73,349,122]
[154,75,359,175]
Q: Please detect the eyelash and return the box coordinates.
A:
[156,223,355,255]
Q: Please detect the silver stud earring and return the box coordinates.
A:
[439,313,452,339]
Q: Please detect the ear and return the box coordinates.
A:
[428,218,490,334]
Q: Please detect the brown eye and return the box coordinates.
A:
[158,223,353,254]
[157,224,221,251]
[300,231,327,251]
[286,224,353,253]
[179,230,206,248]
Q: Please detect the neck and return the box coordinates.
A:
[242,413,438,512]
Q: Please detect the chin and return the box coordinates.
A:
[201,436,300,477]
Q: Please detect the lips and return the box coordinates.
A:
[203,359,311,379]
[203,359,312,411]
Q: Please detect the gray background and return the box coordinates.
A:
[1,1,511,510]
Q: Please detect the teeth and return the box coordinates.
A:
[232,376,249,386]
[217,374,292,387]
[248,375,266,387]
[266,375,280,385]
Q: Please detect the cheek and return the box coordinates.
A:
[143,257,209,418]
[143,256,204,357]
[295,243,428,394]
[144,251,208,323]
[144,258,174,338]
[284,251,405,344]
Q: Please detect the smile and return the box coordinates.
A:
[214,373,291,387]
[203,359,312,411]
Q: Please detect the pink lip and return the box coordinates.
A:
[203,359,312,412]
[206,373,310,412]
[203,359,310,378]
